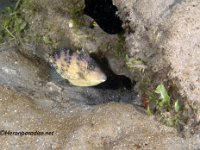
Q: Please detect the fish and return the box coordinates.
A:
[49,48,107,86]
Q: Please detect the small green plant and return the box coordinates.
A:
[0,0,27,43]
[155,84,170,108]
[147,84,171,113]
[146,83,183,127]
[42,35,52,44]
[125,55,146,72]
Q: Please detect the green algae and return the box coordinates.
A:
[0,0,28,44]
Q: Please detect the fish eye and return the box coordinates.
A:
[87,64,95,70]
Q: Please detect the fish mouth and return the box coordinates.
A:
[99,74,107,82]
[102,76,107,81]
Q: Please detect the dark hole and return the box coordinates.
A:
[90,53,135,90]
[84,0,124,34]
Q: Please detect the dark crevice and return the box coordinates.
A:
[96,75,133,90]
[84,0,123,34]
[90,53,135,90]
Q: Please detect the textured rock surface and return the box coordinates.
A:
[113,0,200,104]
[1,86,199,150]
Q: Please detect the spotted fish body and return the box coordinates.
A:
[49,48,107,86]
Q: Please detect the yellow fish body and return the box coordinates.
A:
[49,48,107,86]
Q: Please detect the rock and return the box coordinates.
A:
[1,86,199,149]
[113,0,200,104]
[161,1,200,103]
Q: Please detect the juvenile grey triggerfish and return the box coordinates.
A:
[49,48,107,86]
